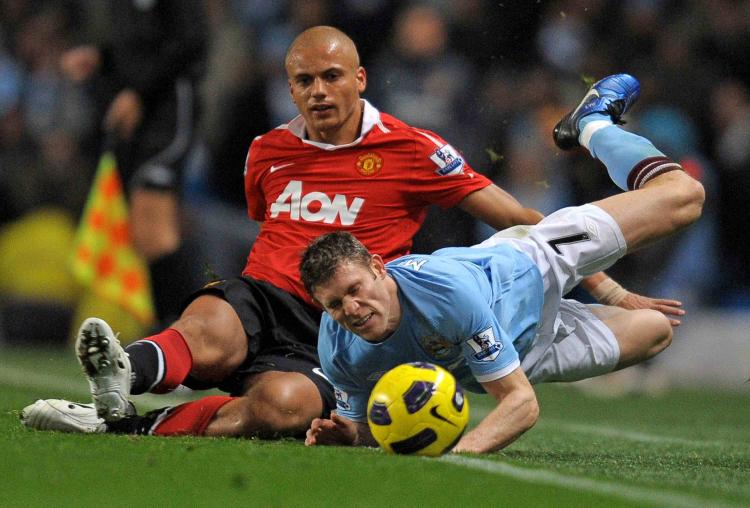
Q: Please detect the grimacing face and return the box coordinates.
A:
[286,42,366,145]
[313,257,400,342]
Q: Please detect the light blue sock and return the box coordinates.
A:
[578,112,611,131]
[585,123,666,190]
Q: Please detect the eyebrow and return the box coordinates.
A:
[325,280,360,309]
[293,65,345,78]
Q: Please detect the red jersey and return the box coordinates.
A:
[243,100,492,303]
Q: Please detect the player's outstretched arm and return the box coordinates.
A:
[458,184,544,230]
[305,411,376,448]
[581,272,686,326]
[452,367,539,454]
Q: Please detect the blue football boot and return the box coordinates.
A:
[553,73,641,150]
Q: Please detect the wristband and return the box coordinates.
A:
[589,278,628,305]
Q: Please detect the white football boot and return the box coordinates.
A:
[20,399,107,433]
[75,317,132,421]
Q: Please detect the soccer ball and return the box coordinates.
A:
[367,362,469,457]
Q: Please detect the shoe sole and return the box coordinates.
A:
[76,318,131,421]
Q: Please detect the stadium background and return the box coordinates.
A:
[0,0,748,390]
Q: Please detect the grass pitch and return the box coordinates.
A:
[1,345,749,507]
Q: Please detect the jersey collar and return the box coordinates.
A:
[285,99,389,151]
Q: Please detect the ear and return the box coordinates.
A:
[370,254,386,279]
[356,66,366,94]
[288,79,295,103]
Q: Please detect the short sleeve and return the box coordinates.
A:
[244,136,266,221]
[407,128,492,208]
[461,320,520,383]
[442,275,520,382]
[330,382,370,423]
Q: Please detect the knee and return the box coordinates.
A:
[673,173,705,230]
[172,297,247,380]
[241,374,323,438]
[644,310,673,358]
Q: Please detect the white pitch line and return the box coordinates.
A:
[441,455,741,508]
[6,366,743,449]
[540,420,738,449]
[4,364,744,507]
[471,407,738,449]
[0,365,194,408]
[0,366,90,396]
[5,367,741,449]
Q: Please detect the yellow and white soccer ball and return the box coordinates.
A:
[367,362,469,457]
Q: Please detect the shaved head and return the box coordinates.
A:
[285,26,366,145]
[285,26,360,75]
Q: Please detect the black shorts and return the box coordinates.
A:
[180,276,335,416]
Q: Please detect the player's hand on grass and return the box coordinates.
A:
[617,292,685,326]
[305,411,358,447]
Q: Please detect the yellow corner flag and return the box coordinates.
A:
[71,152,155,326]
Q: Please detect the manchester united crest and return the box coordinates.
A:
[356,152,383,176]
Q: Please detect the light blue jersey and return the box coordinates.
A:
[318,243,544,422]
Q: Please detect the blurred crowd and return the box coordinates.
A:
[1,0,749,345]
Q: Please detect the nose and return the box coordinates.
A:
[311,77,326,98]
[342,297,359,316]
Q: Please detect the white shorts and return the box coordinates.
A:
[521,299,620,383]
[474,203,627,380]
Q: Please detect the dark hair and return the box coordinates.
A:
[300,231,372,298]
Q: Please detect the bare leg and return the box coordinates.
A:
[593,170,704,253]
[204,371,324,437]
[589,305,672,370]
[171,294,248,382]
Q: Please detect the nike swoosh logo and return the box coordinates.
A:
[572,88,600,116]
[430,406,457,426]
[67,402,95,409]
[270,162,295,173]
[312,367,331,383]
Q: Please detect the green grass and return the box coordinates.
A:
[2,345,749,507]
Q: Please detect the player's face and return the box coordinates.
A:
[314,257,400,342]
[287,44,366,145]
